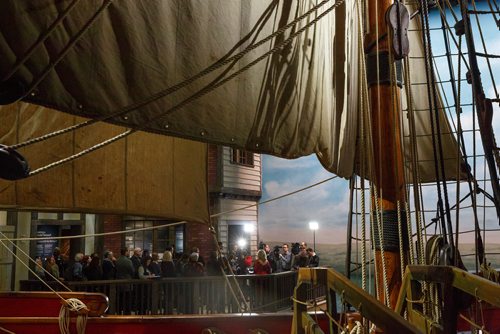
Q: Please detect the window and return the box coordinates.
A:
[124,220,180,253]
[124,221,153,252]
[228,224,249,252]
[231,149,254,167]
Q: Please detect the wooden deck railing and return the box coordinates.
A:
[20,271,306,315]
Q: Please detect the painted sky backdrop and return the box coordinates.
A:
[258,3,499,246]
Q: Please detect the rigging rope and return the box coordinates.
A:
[24,0,113,99]
[373,186,391,308]
[2,220,188,242]
[355,0,372,296]
[471,0,499,99]
[419,0,455,253]
[209,228,250,314]
[0,327,16,334]
[211,176,337,218]
[1,0,82,83]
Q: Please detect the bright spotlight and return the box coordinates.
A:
[243,223,255,233]
[237,238,247,248]
[309,221,319,230]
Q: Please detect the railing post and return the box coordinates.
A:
[292,282,308,334]
[193,280,200,314]
[151,280,159,315]
[273,274,278,312]
[327,286,338,333]
[109,283,116,314]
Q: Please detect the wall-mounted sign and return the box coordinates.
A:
[35,225,59,259]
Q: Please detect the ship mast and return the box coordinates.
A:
[365,0,409,308]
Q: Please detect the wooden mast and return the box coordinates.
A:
[365,0,408,308]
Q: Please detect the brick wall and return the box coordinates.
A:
[102,214,122,256]
[185,222,216,263]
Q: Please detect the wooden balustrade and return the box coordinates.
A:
[19,271,301,315]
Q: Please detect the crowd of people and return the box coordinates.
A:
[228,241,320,276]
[33,241,320,282]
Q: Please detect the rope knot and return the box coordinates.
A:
[59,298,89,334]
[62,298,89,314]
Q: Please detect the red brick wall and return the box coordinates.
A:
[185,222,216,263]
[102,214,122,256]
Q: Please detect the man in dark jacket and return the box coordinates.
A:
[115,248,135,314]
[306,248,320,267]
[130,247,142,278]
[102,251,116,279]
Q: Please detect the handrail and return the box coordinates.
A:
[292,267,421,334]
[20,271,299,315]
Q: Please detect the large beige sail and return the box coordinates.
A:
[0,0,463,184]
[0,102,209,224]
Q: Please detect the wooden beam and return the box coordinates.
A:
[296,268,421,333]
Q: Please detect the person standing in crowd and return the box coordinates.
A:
[184,252,205,277]
[131,247,142,278]
[279,243,292,271]
[45,256,60,280]
[81,255,90,275]
[294,251,309,269]
[206,251,222,276]
[53,247,66,279]
[149,252,161,276]
[238,251,254,275]
[115,248,134,315]
[161,251,176,277]
[191,246,205,266]
[34,256,45,279]
[264,244,276,272]
[72,253,85,280]
[293,242,308,269]
[102,251,116,279]
[116,248,134,279]
[138,256,154,279]
[254,249,272,275]
[271,246,282,272]
[176,253,190,276]
[217,242,230,274]
[84,255,103,280]
[306,248,320,267]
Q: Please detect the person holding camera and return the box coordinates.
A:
[279,243,292,271]
[306,248,320,267]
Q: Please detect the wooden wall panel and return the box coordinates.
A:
[0,103,209,224]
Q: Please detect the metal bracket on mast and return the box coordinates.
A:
[386,2,410,59]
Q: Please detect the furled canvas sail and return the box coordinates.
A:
[0,0,463,185]
[0,102,209,224]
